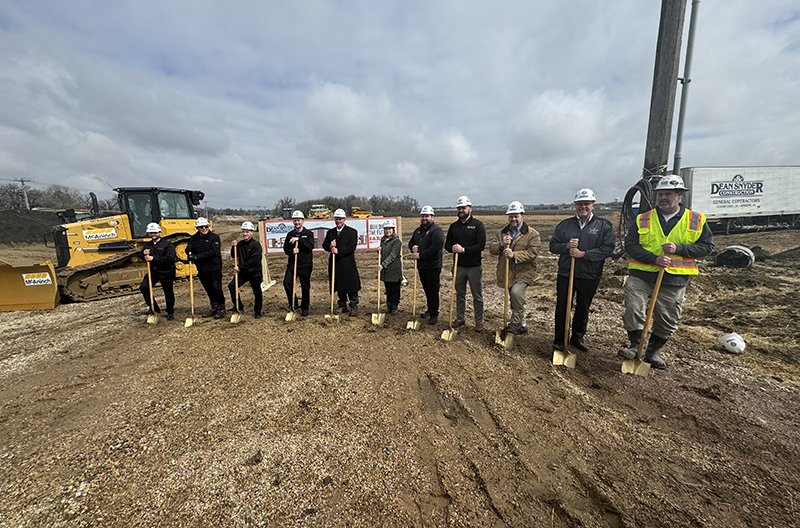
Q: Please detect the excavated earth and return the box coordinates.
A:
[1,214,799,527]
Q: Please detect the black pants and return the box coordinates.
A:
[384,281,401,308]
[228,273,263,315]
[337,291,359,308]
[554,274,600,345]
[198,270,225,307]
[283,266,311,309]
[140,274,175,314]
[418,267,441,316]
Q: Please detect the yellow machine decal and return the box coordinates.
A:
[22,272,53,286]
[83,228,118,241]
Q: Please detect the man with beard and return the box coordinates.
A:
[489,201,540,335]
[186,217,226,318]
[444,195,487,332]
[323,208,361,316]
[409,205,445,325]
[618,176,714,369]
[140,222,176,320]
[283,210,314,317]
[228,221,264,319]
[549,189,615,351]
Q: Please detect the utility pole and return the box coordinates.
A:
[641,0,688,211]
[3,178,34,210]
[672,0,701,175]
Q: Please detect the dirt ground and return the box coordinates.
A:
[1,214,799,527]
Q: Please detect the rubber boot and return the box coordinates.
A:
[618,330,642,360]
[644,334,668,369]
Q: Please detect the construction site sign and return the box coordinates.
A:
[260,217,401,255]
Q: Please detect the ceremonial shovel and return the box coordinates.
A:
[406,258,420,330]
[324,255,339,324]
[146,261,159,324]
[184,261,195,327]
[371,248,385,325]
[553,257,577,368]
[440,253,459,341]
[230,250,243,323]
[495,246,514,349]
[285,241,299,322]
[622,267,665,377]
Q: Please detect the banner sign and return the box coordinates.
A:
[260,217,400,255]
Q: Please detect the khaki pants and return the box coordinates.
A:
[509,281,528,327]
[622,275,685,338]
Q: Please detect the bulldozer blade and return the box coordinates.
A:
[230,312,243,324]
[285,311,297,322]
[371,313,385,325]
[324,313,339,324]
[552,349,577,369]
[147,313,159,325]
[441,328,457,341]
[260,279,277,292]
[495,330,515,350]
[184,316,194,327]
[406,320,420,330]
[621,358,650,377]
[0,260,58,312]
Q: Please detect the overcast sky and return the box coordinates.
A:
[1,1,798,210]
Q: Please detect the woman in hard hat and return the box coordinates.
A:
[379,221,402,315]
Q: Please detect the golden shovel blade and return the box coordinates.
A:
[441,328,457,341]
[147,313,159,325]
[285,311,297,322]
[371,313,385,325]
[621,358,650,377]
[184,317,194,328]
[230,312,243,323]
[261,280,277,292]
[552,349,577,369]
[406,320,420,330]
[324,314,340,324]
[495,330,515,350]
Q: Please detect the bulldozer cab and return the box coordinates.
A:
[120,188,201,238]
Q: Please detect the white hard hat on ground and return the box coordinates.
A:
[654,175,690,192]
[333,209,347,218]
[420,205,435,216]
[146,222,161,233]
[456,195,472,207]
[240,221,255,231]
[506,201,525,214]
[195,217,210,228]
[292,210,305,219]
[719,333,746,354]
[574,188,597,202]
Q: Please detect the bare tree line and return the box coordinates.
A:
[0,183,118,212]
[272,194,420,217]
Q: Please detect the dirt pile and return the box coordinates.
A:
[0,210,61,244]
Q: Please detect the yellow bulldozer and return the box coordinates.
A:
[0,187,206,311]
[350,206,371,218]
[307,204,332,219]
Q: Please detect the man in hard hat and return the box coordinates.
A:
[618,176,714,368]
[323,209,361,316]
[489,201,540,335]
[409,205,445,324]
[139,222,177,320]
[186,217,226,318]
[228,221,264,318]
[445,195,487,332]
[283,210,314,316]
[549,189,616,351]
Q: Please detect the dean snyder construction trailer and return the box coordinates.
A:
[680,166,800,232]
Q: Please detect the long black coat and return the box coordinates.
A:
[323,225,361,294]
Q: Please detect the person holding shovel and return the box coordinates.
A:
[323,209,361,316]
[444,195,487,332]
[379,220,402,315]
[186,217,226,319]
[283,210,314,317]
[228,221,264,319]
[139,222,176,320]
[618,176,714,368]
[489,201,540,336]
[550,189,615,352]
[408,205,444,325]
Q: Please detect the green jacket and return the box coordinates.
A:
[380,234,402,283]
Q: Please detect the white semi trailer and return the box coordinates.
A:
[680,166,800,232]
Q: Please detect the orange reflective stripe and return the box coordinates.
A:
[688,211,701,231]
[639,210,651,230]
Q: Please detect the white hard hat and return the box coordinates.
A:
[382,220,396,229]
[240,221,255,231]
[333,208,347,218]
[719,333,746,354]
[195,217,210,228]
[654,175,689,192]
[573,188,597,202]
[505,201,525,214]
[291,210,305,219]
[146,222,161,233]
[420,205,435,216]
[455,195,472,207]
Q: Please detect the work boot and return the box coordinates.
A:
[202,307,216,318]
[429,315,438,325]
[390,306,398,315]
[618,330,643,360]
[644,334,669,369]
[570,334,589,352]
[214,304,226,319]
[349,305,359,317]
[419,311,430,319]
[507,324,528,335]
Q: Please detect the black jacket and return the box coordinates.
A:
[408,222,445,270]
[444,216,486,268]
[549,215,616,281]
[186,231,222,273]
[230,237,263,279]
[323,225,361,294]
[283,227,315,270]
[142,238,176,281]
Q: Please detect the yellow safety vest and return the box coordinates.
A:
[628,208,705,275]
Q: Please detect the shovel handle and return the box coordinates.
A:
[146,260,155,312]
[564,256,575,348]
[636,267,666,359]
[503,244,510,331]
[447,253,459,330]
[291,240,298,313]
[330,252,336,316]
[377,247,382,312]
[234,248,240,313]
[411,258,418,317]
